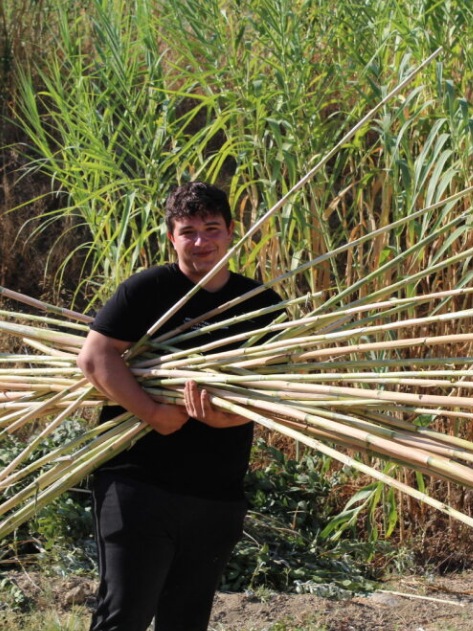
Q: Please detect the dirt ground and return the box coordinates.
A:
[6,570,473,630]
[209,572,473,630]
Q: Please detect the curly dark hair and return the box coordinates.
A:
[165,181,232,233]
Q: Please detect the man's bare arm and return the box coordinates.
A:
[77,330,188,435]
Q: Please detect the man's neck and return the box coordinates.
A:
[179,264,231,293]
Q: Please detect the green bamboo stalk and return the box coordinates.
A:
[124,48,442,354]
[145,304,421,363]
[170,376,473,459]
[277,417,473,487]
[3,342,473,531]
[147,292,321,349]
[0,384,94,480]
[145,370,473,411]
[131,307,473,372]
[0,366,78,375]
[145,184,473,350]
[303,208,472,319]
[337,237,473,315]
[0,418,143,515]
[295,333,473,362]
[0,377,77,388]
[149,285,473,352]
[389,405,473,421]
[243,357,473,376]
[0,286,92,323]
[207,393,473,488]
[357,409,473,451]
[0,309,89,332]
[284,407,473,463]
[295,407,473,461]
[0,354,74,365]
[0,420,148,538]
[0,413,132,491]
[201,332,473,370]
[0,377,89,436]
[198,390,473,529]
[0,321,84,348]
[144,376,473,473]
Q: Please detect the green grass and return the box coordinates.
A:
[0,609,90,631]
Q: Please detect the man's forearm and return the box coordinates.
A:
[77,332,188,434]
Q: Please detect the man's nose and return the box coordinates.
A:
[194,232,210,244]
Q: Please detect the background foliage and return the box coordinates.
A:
[2,0,472,307]
[1,0,473,599]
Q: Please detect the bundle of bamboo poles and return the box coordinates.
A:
[2,274,473,539]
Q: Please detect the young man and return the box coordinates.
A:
[77,181,281,631]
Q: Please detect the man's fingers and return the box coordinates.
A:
[199,388,210,416]
[184,380,206,419]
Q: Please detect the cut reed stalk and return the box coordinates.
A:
[0,286,92,323]
[198,391,473,529]
[0,416,150,538]
[3,302,473,535]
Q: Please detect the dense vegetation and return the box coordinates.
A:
[2,0,473,308]
[1,0,473,624]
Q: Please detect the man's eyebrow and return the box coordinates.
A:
[178,219,222,229]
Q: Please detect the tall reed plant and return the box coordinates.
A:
[4,0,471,309]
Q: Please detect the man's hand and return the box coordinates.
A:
[145,402,189,435]
[183,380,250,428]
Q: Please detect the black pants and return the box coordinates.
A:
[89,473,247,631]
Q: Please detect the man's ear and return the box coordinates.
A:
[168,232,175,246]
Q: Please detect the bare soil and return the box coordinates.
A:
[209,573,473,630]
[5,570,473,630]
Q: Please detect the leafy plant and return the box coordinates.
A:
[0,421,95,577]
[221,441,377,595]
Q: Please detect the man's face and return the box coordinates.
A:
[168,214,234,284]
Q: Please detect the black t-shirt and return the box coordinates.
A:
[91,263,281,500]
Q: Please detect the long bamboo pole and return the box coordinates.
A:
[126,48,443,353]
